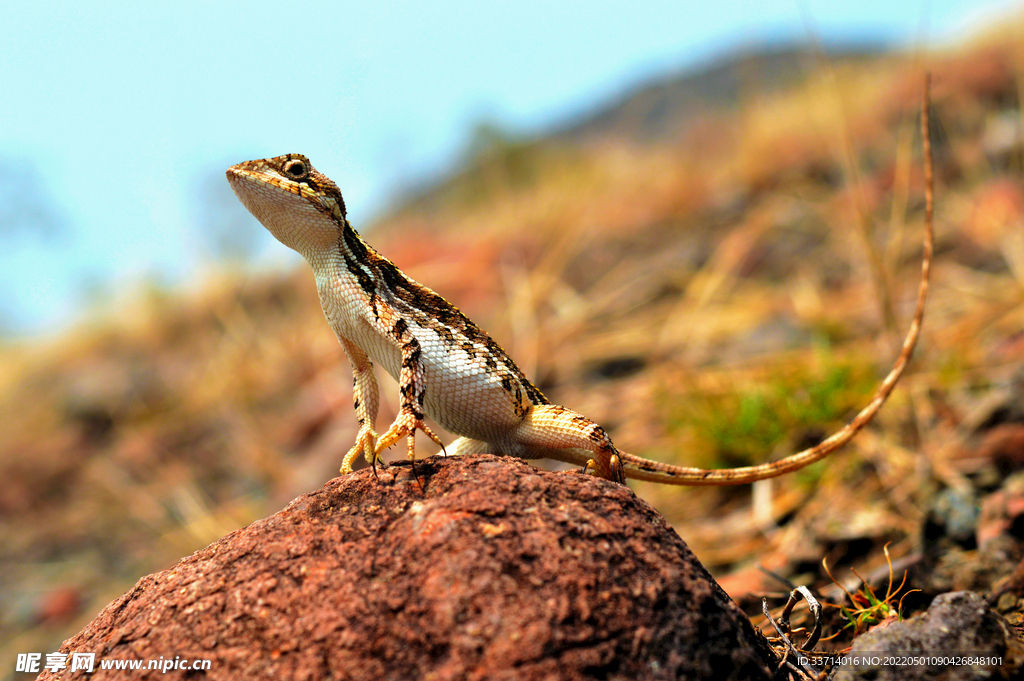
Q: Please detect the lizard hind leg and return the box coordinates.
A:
[516,404,625,483]
[447,436,493,456]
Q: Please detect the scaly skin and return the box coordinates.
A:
[225,84,933,484]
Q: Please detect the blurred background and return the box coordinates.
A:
[3,0,1024,668]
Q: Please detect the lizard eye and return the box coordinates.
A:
[283,159,309,180]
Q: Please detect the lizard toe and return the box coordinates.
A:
[342,428,380,474]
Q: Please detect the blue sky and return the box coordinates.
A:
[0,0,1018,336]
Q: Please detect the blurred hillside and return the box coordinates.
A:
[4,31,1024,666]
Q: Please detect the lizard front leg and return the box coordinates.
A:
[338,336,382,474]
[374,331,445,464]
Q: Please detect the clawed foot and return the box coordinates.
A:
[374,410,445,463]
[341,426,381,474]
[583,452,626,484]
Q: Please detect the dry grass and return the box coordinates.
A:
[4,25,1024,663]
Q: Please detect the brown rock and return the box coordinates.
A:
[40,454,773,681]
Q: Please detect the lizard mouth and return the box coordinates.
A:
[225,156,345,257]
[227,161,320,205]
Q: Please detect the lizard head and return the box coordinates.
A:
[227,154,348,260]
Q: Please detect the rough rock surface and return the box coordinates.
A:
[39,453,774,681]
[834,591,1024,681]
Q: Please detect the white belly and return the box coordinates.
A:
[350,315,526,442]
[316,264,528,443]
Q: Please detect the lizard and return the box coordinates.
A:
[226,84,933,486]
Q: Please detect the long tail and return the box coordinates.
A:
[620,75,934,486]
